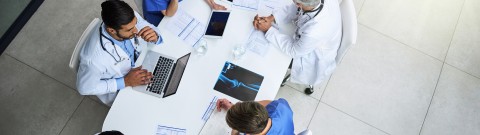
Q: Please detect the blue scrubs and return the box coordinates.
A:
[266,98,295,135]
[143,0,182,26]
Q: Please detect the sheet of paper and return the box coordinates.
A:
[257,0,285,16]
[185,22,206,48]
[199,110,231,135]
[166,10,193,36]
[156,125,187,135]
[166,10,206,47]
[233,0,259,10]
[201,96,218,121]
[246,29,270,57]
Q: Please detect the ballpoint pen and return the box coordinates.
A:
[134,34,139,46]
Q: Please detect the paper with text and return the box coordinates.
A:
[166,10,206,47]
[246,29,270,57]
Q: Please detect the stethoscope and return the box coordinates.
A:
[99,23,128,65]
[294,0,325,38]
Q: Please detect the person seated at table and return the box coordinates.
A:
[253,0,342,95]
[205,0,228,10]
[77,0,163,106]
[143,0,182,26]
[216,98,295,135]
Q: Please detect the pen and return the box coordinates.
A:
[134,34,139,45]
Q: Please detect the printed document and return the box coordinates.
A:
[166,10,206,47]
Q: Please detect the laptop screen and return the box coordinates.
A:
[163,53,191,98]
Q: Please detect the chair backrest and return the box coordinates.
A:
[134,0,143,16]
[335,0,358,64]
[69,18,101,73]
[297,129,313,135]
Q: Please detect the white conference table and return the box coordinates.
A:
[102,0,292,134]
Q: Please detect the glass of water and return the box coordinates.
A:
[195,39,208,56]
[232,43,246,60]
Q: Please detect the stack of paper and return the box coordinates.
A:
[199,110,231,135]
[166,10,206,47]
[257,0,284,16]
[246,29,270,57]
[156,125,187,135]
[233,0,259,10]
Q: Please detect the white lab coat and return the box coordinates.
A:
[266,0,342,85]
[77,12,161,106]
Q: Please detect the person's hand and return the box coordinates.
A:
[212,3,227,10]
[216,98,233,112]
[264,15,275,23]
[253,15,273,33]
[138,26,159,43]
[124,66,153,87]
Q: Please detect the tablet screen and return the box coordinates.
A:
[205,11,231,37]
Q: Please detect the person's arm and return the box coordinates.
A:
[264,26,322,58]
[77,60,119,95]
[271,4,297,25]
[135,12,163,44]
[161,0,179,17]
[205,0,227,10]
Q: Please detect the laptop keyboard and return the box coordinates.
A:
[146,56,174,94]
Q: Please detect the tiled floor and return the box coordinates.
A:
[1,0,479,135]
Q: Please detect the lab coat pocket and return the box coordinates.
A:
[100,68,115,79]
[111,59,131,78]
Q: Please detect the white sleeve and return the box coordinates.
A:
[272,4,297,25]
[265,27,322,58]
[76,60,118,95]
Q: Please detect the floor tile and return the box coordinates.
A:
[285,78,328,100]
[445,0,480,78]
[275,85,319,134]
[321,25,443,135]
[60,98,110,135]
[308,102,388,135]
[358,0,464,60]
[5,0,104,89]
[0,54,83,135]
[87,95,110,108]
[420,65,480,135]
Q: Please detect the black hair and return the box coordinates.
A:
[98,130,124,135]
[101,0,135,30]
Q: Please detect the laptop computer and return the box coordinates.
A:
[132,51,191,98]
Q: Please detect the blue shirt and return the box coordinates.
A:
[266,98,295,135]
[144,0,183,12]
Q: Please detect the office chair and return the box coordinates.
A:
[297,129,313,135]
[69,18,101,73]
[134,0,144,16]
[282,0,358,95]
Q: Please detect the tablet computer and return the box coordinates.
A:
[204,10,231,38]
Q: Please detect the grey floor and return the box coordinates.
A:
[1,0,479,135]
